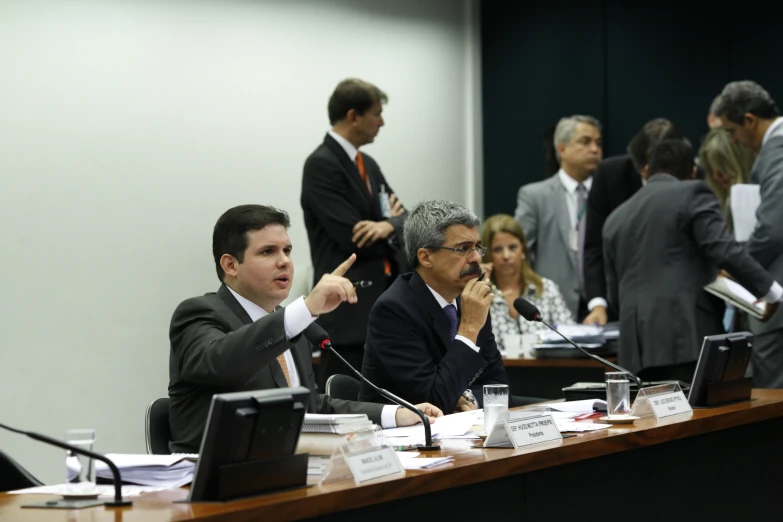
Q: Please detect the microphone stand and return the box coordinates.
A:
[322,342,440,451]
[537,319,645,393]
[0,422,131,507]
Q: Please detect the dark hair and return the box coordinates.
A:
[715,81,780,124]
[649,139,694,180]
[328,78,388,125]
[212,205,290,282]
[626,118,682,173]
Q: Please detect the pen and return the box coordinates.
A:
[352,280,373,288]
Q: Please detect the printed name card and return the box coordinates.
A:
[344,446,404,484]
[648,390,692,419]
[484,414,562,449]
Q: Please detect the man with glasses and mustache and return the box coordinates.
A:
[359,200,513,413]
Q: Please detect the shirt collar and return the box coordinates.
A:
[227,286,270,322]
[328,130,359,162]
[425,283,458,310]
[762,117,783,147]
[557,168,592,193]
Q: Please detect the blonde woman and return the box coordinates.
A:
[698,127,757,230]
[480,214,573,344]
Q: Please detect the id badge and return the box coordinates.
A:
[569,229,579,252]
[379,191,391,218]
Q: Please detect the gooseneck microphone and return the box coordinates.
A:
[0,421,131,507]
[303,323,439,451]
[513,298,644,394]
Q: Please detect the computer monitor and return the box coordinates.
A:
[188,386,311,502]
[688,332,754,408]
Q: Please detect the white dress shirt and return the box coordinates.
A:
[557,169,593,229]
[328,130,359,162]
[425,284,480,353]
[226,288,399,427]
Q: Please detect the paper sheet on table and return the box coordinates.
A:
[396,451,454,469]
[9,484,166,497]
[730,184,761,242]
[543,399,606,414]
[381,409,480,438]
[556,421,611,432]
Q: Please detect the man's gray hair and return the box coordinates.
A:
[714,80,780,124]
[553,115,602,161]
[404,200,480,269]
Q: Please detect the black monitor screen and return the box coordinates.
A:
[188,386,310,502]
[688,332,753,407]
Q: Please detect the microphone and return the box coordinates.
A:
[513,298,645,397]
[0,421,132,507]
[303,323,439,451]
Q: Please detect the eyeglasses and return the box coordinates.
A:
[428,245,487,257]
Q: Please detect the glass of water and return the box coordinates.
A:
[605,372,631,418]
[65,429,97,494]
[483,384,509,433]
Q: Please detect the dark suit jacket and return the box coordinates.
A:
[301,134,406,346]
[583,155,641,315]
[603,174,773,374]
[168,285,384,452]
[358,272,510,412]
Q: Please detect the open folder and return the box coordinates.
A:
[704,276,765,319]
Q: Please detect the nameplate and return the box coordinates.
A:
[344,446,404,484]
[484,414,561,449]
[648,390,692,419]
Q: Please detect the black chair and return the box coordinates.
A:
[0,449,42,493]
[325,374,361,401]
[145,397,171,455]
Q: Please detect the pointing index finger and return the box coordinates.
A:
[332,253,357,276]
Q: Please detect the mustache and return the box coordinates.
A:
[460,263,481,278]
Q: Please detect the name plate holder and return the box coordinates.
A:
[320,431,404,486]
[630,382,692,420]
[483,413,562,449]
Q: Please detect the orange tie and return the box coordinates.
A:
[356,152,392,276]
[276,353,292,387]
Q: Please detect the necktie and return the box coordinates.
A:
[576,183,588,299]
[355,152,372,194]
[443,304,458,341]
[357,151,392,276]
[276,353,292,387]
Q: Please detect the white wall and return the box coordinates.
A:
[0,0,482,482]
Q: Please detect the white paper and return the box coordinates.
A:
[304,413,368,424]
[704,276,766,318]
[396,452,454,470]
[9,484,167,497]
[556,421,611,432]
[543,399,606,413]
[730,184,761,242]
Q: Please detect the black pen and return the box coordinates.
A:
[352,280,373,288]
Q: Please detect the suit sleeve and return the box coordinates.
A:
[314,395,384,425]
[302,154,386,259]
[747,150,783,268]
[584,170,610,301]
[690,183,774,297]
[375,167,406,238]
[603,222,619,311]
[169,300,293,387]
[367,299,490,413]
[514,185,538,259]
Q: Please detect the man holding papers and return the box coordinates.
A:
[715,81,783,388]
[603,139,781,382]
[168,205,441,453]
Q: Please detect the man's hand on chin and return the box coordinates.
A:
[394,403,444,426]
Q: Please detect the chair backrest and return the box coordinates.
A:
[325,374,361,401]
[145,397,171,455]
[0,449,42,493]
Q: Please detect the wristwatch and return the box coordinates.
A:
[462,389,479,407]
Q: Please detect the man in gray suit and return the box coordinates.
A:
[168,204,441,452]
[716,80,783,388]
[515,115,603,321]
[604,140,781,382]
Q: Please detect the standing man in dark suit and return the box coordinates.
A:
[168,205,440,453]
[603,140,781,382]
[302,79,406,386]
[582,118,681,325]
[360,200,514,413]
[715,80,783,388]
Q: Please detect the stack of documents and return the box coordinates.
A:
[538,324,605,345]
[396,451,454,470]
[99,454,197,489]
[704,275,766,319]
[381,410,481,448]
[302,413,375,434]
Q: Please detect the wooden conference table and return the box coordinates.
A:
[3,389,783,521]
